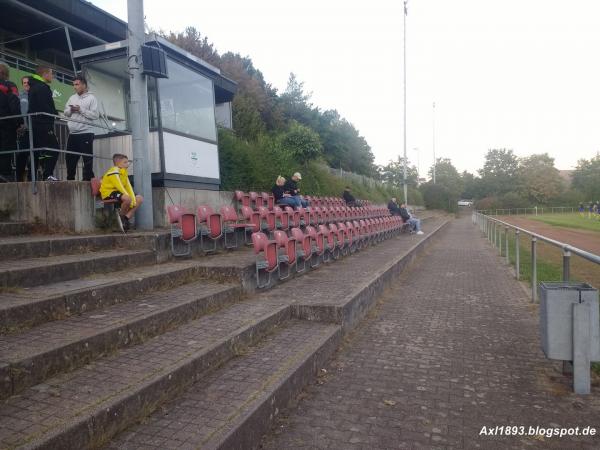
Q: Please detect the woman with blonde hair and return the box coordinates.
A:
[272,175,300,208]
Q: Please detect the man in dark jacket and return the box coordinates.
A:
[342,186,359,206]
[399,202,423,234]
[387,197,401,215]
[284,172,309,207]
[28,66,59,181]
[0,63,22,182]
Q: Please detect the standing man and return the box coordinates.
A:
[284,172,309,207]
[0,63,22,182]
[28,65,59,181]
[15,76,30,181]
[64,75,98,181]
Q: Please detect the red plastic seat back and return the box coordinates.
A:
[291,227,311,256]
[180,214,197,241]
[167,205,185,224]
[90,178,101,197]
[252,232,278,271]
[197,205,215,222]
[220,205,239,222]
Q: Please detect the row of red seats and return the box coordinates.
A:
[234,190,371,211]
[252,215,407,288]
[167,201,390,257]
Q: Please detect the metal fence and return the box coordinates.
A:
[316,163,386,189]
[472,211,600,303]
[477,207,576,216]
[0,112,116,193]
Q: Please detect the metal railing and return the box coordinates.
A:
[0,112,118,193]
[472,211,600,303]
[478,207,576,216]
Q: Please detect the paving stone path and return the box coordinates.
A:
[262,215,600,449]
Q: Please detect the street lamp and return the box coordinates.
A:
[432,101,436,184]
[403,0,408,205]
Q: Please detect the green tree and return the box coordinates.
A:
[517,153,564,204]
[479,148,519,196]
[379,157,419,187]
[423,158,463,211]
[572,155,600,201]
[281,121,323,165]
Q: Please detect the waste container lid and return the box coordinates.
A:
[540,282,595,291]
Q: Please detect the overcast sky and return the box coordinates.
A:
[93,0,600,177]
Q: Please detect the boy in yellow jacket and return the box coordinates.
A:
[100,153,143,231]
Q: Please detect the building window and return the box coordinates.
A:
[159,58,217,142]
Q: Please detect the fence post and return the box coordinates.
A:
[27,115,37,195]
[499,226,503,254]
[505,226,509,264]
[531,237,537,303]
[563,248,571,282]
[515,230,520,280]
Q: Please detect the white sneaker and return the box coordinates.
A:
[416,230,424,235]
[46,175,59,182]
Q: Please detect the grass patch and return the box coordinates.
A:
[529,213,600,233]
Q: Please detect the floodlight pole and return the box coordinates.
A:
[128,0,154,230]
[432,101,436,184]
[402,0,408,205]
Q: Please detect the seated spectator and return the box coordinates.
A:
[342,186,362,207]
[99,153,143,231]
[399,202,424,235]
[387,197,401,216]
[284,172,309,208]
[272,175,300,208]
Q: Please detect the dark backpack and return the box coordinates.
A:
[0,80,22,129]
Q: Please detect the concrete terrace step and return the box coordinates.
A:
[0,260,224,334]
[0,248,157,288]
[108,320,341,450]
[0,279,241,400]
[0,232,166,261]
[0,222,34,237]
[0,297,291,450]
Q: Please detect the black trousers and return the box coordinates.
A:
[15,133,30,181]
[66,133,95,181]
[32,123,59,179]
[0,128,17,181]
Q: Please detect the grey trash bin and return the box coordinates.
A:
[538,282,600,361]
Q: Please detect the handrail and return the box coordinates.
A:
[474,212,600,265]
[473,211,600,303]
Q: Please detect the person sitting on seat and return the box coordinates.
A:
[284,172,309,207]
[399,202,424,235]
[388,197,401,216]
[99,153,143,231]
[272,175,300,208]
[342,186,362,207]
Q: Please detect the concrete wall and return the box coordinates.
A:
[153,187,234,228]
[0,182,235,232]
[0,182,96,232]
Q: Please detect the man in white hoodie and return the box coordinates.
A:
[63,75,99,181]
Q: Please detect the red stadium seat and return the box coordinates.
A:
[197,205,223,253]
[252,232,279,288]
[167,204,197,256]
[273,230,297,279]
[291,227,314,271]
[220,205,254,248]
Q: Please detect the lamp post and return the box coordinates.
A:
[432,101,436,184]
[402,0,408,205]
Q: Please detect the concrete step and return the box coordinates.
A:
[0,221,34,237]
[0,279,241,400]
[108,320,341,450]
[0,248,157,288]
[0,260,218,334]
[0,297,291,450]
[0,232,165,261]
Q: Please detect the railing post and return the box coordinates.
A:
[27,115,37,195]
[515,230,520,280]
[499,225,503,254]
[531,237,537,303]
[563,248,571,282]
[505,226,509,264]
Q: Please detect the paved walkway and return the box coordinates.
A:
[262,216,600,449]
